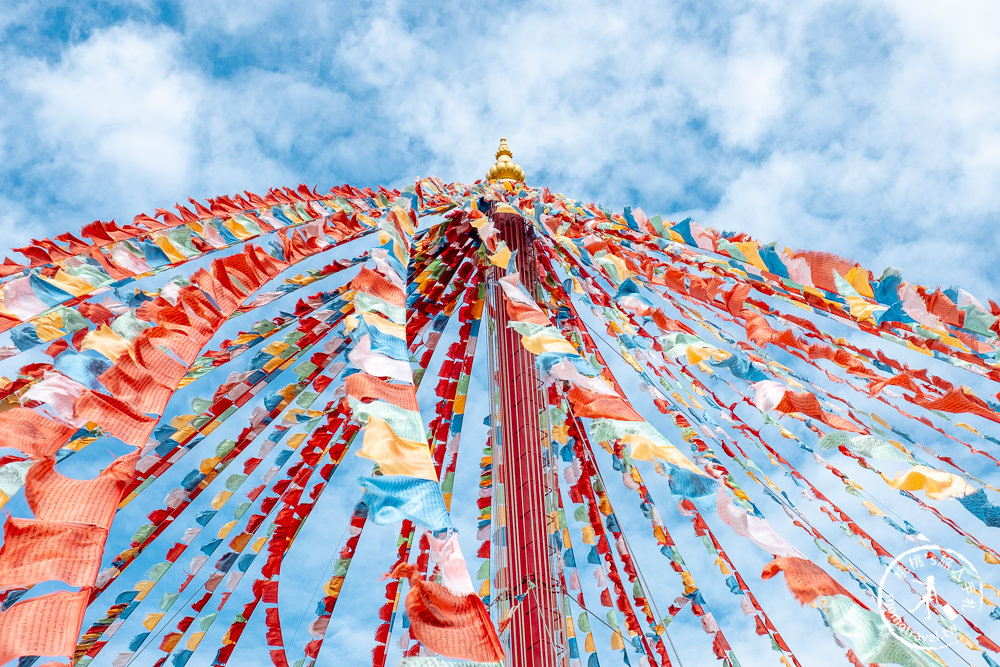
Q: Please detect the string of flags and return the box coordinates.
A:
[0,174,995,667]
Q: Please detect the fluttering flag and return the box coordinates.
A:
[0,590,90,664]
[716,489,804,558]
[0,406,75,457]
[888,465,977,500]
[820,595,938,667]
[356,416,438,479]
[359,475,455,532]
[389,563,503,663]
[761,557,867,608]
[0,517,106,588]
[427,531,477,595]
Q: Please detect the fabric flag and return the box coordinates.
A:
[389,563,503,663]
[427,532,476,595]
[589,418,705,477]
[816,432,910,462]
[519,330,578,356]
[0,407,75,458]
[2,276,50,319]
[365,325,409,361]
[345,373,419,411]
[505,299,551,326]
[888,465,977,500]
[99,353,174,414]
[25,451,138,529]
[535,352,603,384]
[80,324,130,362]
[712,351,766,382]
[567,385,643,421]
[912,388,1000,424]
[356,416,437,480]
[353,267,406,306]
[761,557,866,608]
[359,475,454,532]
[359,311,406,339]
[20,372,89,424]
[752,381,861,431]
[0,590,90,664]
[820,595,937,666]
[74,390,157,446]
[0,517,106,588]
[53,350,113,389]
[546,359,616,395]
[956,490,1000,527]
[348,399,426,443]
[716,489,804,559]
[348,334,412,382]
[774,390,863,432]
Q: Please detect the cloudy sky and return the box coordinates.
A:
[1,0,999,299]
[2,3,1000,665]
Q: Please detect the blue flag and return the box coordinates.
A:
[358,474,454,532]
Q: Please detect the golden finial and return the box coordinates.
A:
[486,137,526,183]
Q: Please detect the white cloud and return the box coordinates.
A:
[698,151,819,242]
[0,22,349,249]
[0,196,29,258]
[885,0,1000,71]
[16,25,200,196]
[688,11,790,149]
[337,2,696,194]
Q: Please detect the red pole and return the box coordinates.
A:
[490,203,563,667]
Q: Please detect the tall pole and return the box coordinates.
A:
[486,140,564,667]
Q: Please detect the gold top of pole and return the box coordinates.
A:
[486,137,525,183]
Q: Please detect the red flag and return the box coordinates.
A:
[0,407,75,458]
[389,563,503,663]
[761,557,868,609]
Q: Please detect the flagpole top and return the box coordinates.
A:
[486,137,526,183]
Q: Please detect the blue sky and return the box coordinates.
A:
[2,3,1000,666]
[1,0,999,299]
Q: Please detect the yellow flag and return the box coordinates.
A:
[356,416,437,480]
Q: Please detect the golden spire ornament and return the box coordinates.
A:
[486,137,526,183]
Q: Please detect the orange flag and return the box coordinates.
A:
[567,385,643,421]
[356,417,437,480]
[774,391,864,433]
[345,373,419,411]
[761,557,867,609]
[0,590,89,664]
[914,388,1000,424]
[73,390,157,446]
[25,451,138,529]
[98,353,174,414]
[0,407,74,458]
[0,518,106,588]
[389,562,504,663]
[352,267,405,306]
